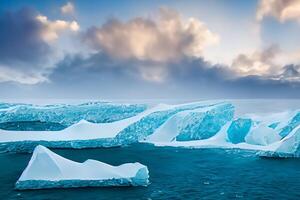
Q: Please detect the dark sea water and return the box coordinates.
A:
[1,144,300,200]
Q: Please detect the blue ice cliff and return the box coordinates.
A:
[0,102,147,131]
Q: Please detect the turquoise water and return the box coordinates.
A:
[1,144,300,200]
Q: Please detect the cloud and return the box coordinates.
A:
[36,14,79,42]
[40,51,300,99]
[231,45,280,76]
[61,2,75,16]
[0,8,79,84]
[257,0,300,23]
[278,64,300,81]
[0,65,48,84]
[82,8,219,63]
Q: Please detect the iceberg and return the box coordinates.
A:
[15,145,149,190]
[279,112,300,138]
[245,123,281,146]
[226,118,253,144]
[146,103,234,142]
[112,102,225,145]
[0,102,147,131]
[2,100,300,156]
[0,101,226,152]
[259,125,300,158]
[148,110,299,152]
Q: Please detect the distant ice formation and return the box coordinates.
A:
[15,145,149,190]
[0,102,147,131]
[0,101,230,152]
[1,100,300,158]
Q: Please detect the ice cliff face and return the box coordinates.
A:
[113,102,234,145]
[0,102,147,131]
[279,112,300,137]
[146,103,234,142]
[227,118,253,144]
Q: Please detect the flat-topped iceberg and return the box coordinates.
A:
[0,101,227,152]
[3,100,300,156]
[0,102,147,131]
[15,145,149,190]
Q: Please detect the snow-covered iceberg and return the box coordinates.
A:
[148,110,299,153]
[0,102,147,131]
[116,102,234,145]
[15,145,149,190]
[2,100,300,157]
[258,125,300,158]
[0,101,228,152]
[146,103,234,142]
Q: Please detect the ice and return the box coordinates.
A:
[259,125,300,158]
[226,118,253,144]
[2,100,300,156]
[279,112,300,138]
[147,103,234,142]
[148,107,300,153]
[245,123,281,146]
[0,102,147,130]
[0,101,224,152]
[0,104,162,152]
[113,102,230,145]
[268,122,280,129]
[176,103,234,141]
[15,145,149,190]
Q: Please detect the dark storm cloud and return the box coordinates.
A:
[0,8,53,84]
[280,64,300,79]
[0,7,299,99]
[43,52,300,99]
[0,8,50,65]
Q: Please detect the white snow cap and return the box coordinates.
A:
[16,145,149,189]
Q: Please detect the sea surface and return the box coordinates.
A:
[1,144,300,200]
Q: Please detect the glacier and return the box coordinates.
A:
[15,145,149,190]
[1,100,300,158]
[0,101,228,152]
[0,102,147,131]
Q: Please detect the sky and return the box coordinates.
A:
[0,0,300,100]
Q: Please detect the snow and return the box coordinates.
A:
[245,123,281,146]
[15,145,149,189]
[147,103,234,142]
[258,125,300,158]
[0,102,147,130]
[144,105,300,158]
[0,101,224,152]
[2,100,300,158]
